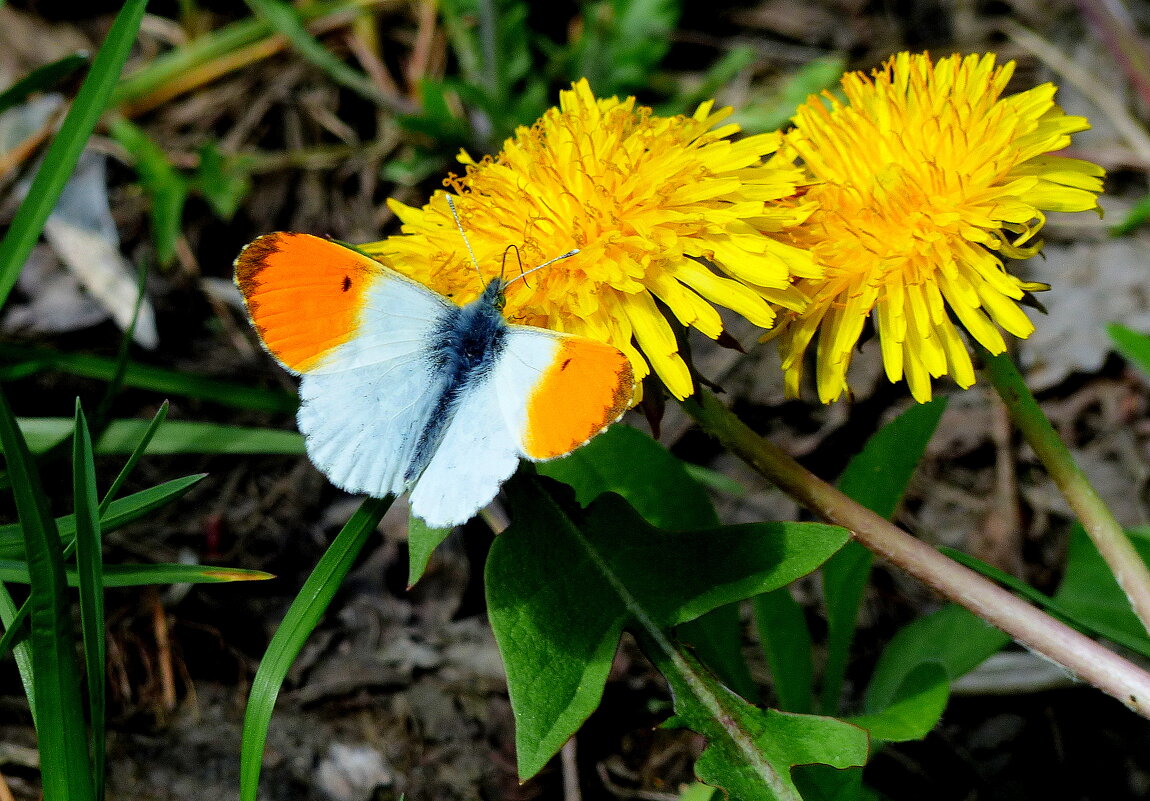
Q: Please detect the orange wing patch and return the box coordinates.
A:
[522,337,634,460]
[235,232,383,372]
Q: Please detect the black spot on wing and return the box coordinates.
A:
[341,275,352,292]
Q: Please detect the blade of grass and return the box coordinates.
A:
[0,474,207,556]
[0,53,90,116]
[72,402,106,801]
[0,346,298,414]
[0,582,36,725]
[15,418,305,455]
[0,561,273,587]
[0,387,94,800]
[0,0,148,312]
[245,0,392,107]
[240,496,391,801]
[99,401,170,515]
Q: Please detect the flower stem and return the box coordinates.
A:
[681,389,1150,719]
[980,347,1150,637]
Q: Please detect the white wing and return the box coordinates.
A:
[298,271,453,498]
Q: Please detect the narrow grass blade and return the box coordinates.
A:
[0,345,298,414]
[72,402,106,800]
[16,418,305,455]
[245,0,387,105]
[0,474,207,557]
[0,0,147,311]
[0,561,273,587]
[0,388,94,800]
[99,401,169,515]
[0,582,36,724]
[0,52,90,116]
[240,496,391,801]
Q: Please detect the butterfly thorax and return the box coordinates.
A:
[405,281,509,484]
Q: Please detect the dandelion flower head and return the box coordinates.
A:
[774,52,1105,403]
[366,79,819,399]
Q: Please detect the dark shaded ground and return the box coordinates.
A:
[2,1,1150,799]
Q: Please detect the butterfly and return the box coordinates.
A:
[234,229,635,528]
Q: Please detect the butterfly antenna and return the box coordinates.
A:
[505,248,580,288]
[445,194,483,282]
[501,245,525,287]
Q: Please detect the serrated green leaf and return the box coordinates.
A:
[539,425,756,698]
[656,642,867,801]
[571,0,680,95]
[820,398,946,714]
[486,479,849,779]
[193,141,252,220]
[14,418,304,455]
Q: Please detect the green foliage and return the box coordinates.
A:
[820,398,948,714]
[240,496,392,801]
[0,343,297,413]
[0,52,89,116]
[565,0,681,96]
[15,418,304,455]
[0,0,147,310]
[731,55,848,134]
[1108,323,1150,378]
[109,117,254,267]
[487,478,851,786]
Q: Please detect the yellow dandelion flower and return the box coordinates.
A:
[773,52,1105,403]
[362,78,818,399]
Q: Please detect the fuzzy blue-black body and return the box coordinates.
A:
[404,280,508,483]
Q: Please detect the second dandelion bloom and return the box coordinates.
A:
[365,79,818,400]
[774,52,1105,403]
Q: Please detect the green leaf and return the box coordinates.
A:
[0,387,94,800]
[865,604,1009,713]
[0,53,89,117]
[245,0,388,105]
[539,424,717,529]
[754,589,813,714]
[0,561,272,587]
[569,0,680,95]
[655,639,867,801]
[0,474,207,558]
[193,141,252,220]
[847,663,948,742]
[98,401,171,515]
[821,398,946,714]
[732,55,848,134]
[0,344,297,413]
[486,479,850,780]
[240,496,391,801]
[406,516,453,587]
[108,116,188,267]
[540,426,757,698]
[14,418,305,455]
[1108,323,1150,380]
[72,403,107,800]
[1110,194,1150,235]
[0,0,147,312]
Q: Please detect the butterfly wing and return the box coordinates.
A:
[236,232,454,497]
[408,326,634,527]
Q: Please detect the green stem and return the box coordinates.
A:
[682,389,1150,719]
[981,347,1150,637]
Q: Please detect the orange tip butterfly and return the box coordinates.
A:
[234,226,634,529]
